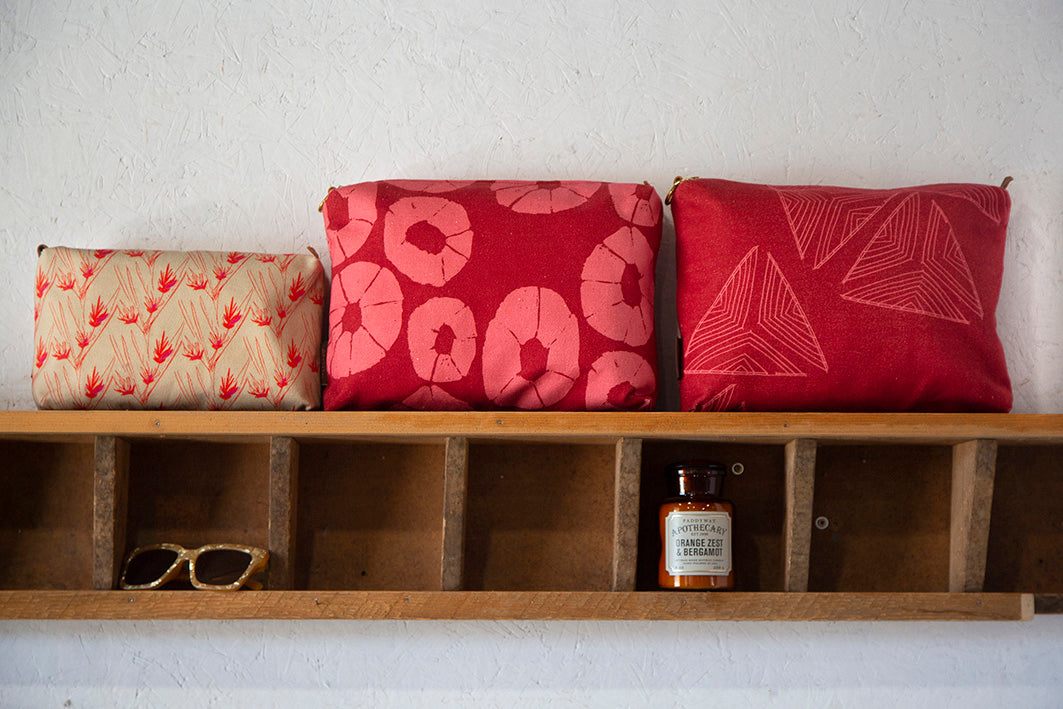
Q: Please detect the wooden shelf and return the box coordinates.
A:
[0,591,1034,622]
[0,411,1059,622]
[0,410,1060,442]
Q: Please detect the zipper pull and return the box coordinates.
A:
[318,186,337,213]
[664,176,698,205]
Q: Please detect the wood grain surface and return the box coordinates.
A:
[0,590,1033,621]
[1,411,1059,444]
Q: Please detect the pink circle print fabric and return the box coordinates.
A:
[322,180,663,410]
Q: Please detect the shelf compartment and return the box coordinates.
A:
[463,441,622,591]
[0,439,94,589]
[0,590,1033,621]
[984,444,1063,599]
[123,439,271,589]
[637,441,787,592]
[295,441,447,591]
[809,444,952,592]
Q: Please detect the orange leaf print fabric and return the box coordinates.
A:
[322,179,663,411]
[33,247,325,410]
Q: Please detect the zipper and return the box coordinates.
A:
[318,186,337,213]
[664,175,699,205]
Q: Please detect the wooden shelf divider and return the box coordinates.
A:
[268,436,299,591]
[783,438,817,593]
[92,435,129,590]
[441,436,469,592]
[612,437,642,592]
[948,439,998,593]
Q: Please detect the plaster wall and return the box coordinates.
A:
[2,1,1062,706]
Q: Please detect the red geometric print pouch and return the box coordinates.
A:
[33,247,325,410]
[671,178,1012,412]
[321,179,662,411]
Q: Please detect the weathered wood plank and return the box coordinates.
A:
[268,437,299,590]
[0,591,1033,621]
[612,438,642,592]
[784,439,817,592]
[949,439,997,593]
[92,436,129,590]
[1,411,1059,444]
[441,437,469,591]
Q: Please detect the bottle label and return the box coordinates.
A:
[665,510,732,576]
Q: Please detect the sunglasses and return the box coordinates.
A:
[119,543,269,591]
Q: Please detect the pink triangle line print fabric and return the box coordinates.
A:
[685,246,827,377]
[321,179,663,411]
[33,247,325,410]
[841,194,984,323]
[672,178,1012,413]
[773,188,894,269]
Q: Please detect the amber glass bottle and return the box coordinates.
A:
[658,462,735,590]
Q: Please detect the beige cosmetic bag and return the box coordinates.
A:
[33,246,325,410]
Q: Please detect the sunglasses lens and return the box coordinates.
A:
[124,548,180,586]
[194,549,255,586]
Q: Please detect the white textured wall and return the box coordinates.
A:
[2,1,1062,706]
[3,618,1063,707]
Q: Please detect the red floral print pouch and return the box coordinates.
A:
[321,179,662,410]
[671,177,1012,412]
[33,246,325,410]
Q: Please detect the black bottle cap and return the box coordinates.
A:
[667,461,726,497]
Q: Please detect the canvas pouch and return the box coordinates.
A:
[321,179,662,410]
[33,246,325,410]
[670,177,1012,412]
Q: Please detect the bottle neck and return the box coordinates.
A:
[676,473,723,497]
[669,463,726,497]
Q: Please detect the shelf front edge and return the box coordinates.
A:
[0,591,1034,622]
